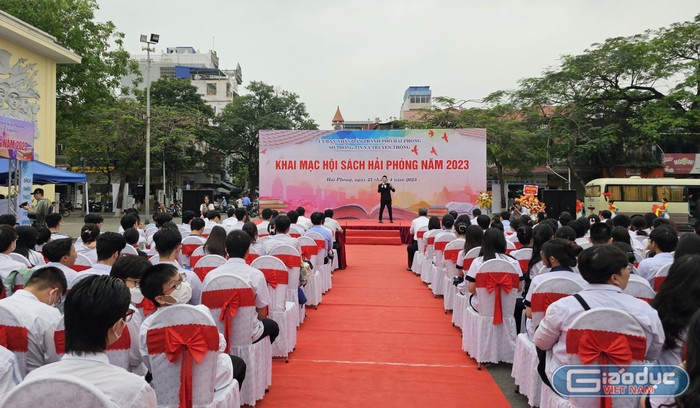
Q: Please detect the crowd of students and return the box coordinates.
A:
[0,205,342,407]
[409,206,700,407]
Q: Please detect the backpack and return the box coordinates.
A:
[2,267,36,298]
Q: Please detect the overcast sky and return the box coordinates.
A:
[95,0,699,129]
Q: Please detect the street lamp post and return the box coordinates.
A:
[140,33,159,223]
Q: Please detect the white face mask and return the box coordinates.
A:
[130,287,144,304]
[166,281,192,305]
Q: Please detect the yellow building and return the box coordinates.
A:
[0,10,81,199]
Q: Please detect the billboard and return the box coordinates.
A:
[258,129,486,219]
[0,117,34,161]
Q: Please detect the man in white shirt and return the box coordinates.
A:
[636,225,677,282]
[46,213,70,241]
[262,215,301,254]
[258,208,273,232]
[296,207,313,230]
[323,209,342,235]
[204,230,279,344]
[37,238,79,289]
[0,225,27,295]
[0,266,66,374]
[69,233,127,289]
[26,274,156,408]
[153,226,202,305]
[470,208,481,225]
[534,245,664,395]
[138,263,245,393]
[406,207,429,270]
[222,207,246,230]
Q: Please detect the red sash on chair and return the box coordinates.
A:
[244,253,259,265]
[417,230,425,240]
[514,242,523,250]
[313,240,326,255]
[181,244,200,258]
[566,329,647,408]
[530,292,569,314]
[518,259,530,274]
[434,241,449,252]
[193,266,217,283]
[653,276,666,292]
[258,268,289,288]
[290,233,301,238]
[301,245,317,261]
[273,254,299,270]
[475,273,520,324]
[444,249,461,264]
[462,257,476,270]
[0,325,29,352]
[71,264,92,272]
[147,324,219,408]
[54,326,132,355]
[190,255,204,268]
[201,288,256,353]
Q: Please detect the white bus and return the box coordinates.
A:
[584,177,700,228]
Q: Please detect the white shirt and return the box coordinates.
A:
[204,258,271,341]
[262,233,301,255]
[200,203,215,215]
[25,352,156,408]
[158,260,202,305]
[636,252,674,283]
[0,253,28,293]
[324,217,342,233]
[74,243,98,264]
[258,220,270,232]
[27,250,45,267]
[50,232,70,242]
[297,216,313,230]
[0,345,21,397]
[410,216,429,240]
[35,262,79,289]
[139,305,233,391]
[0,290,62,373]
[534,284,664,382]
[465,254,522,310]
[68,263,112,289]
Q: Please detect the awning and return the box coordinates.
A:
[0,159,87,184]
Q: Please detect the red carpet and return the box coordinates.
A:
[345,229,403,245]
[256,245,512,408]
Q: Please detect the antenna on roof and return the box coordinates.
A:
[212,36,215,51]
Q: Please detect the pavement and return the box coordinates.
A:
[58,211,182,238]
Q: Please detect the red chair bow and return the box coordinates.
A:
[301,245,317,260]
[218,292,240,354]
[530,292,569,314]
[0,325,29,352]
[260,268,279,288]
[201,288,256,353]
[0,325,6,348]
[476,273,519,324]
[444,249,460,264]
[577,332,634,367]
[181,244,199,258]
[148,325,218,408]
[274,254,299,269]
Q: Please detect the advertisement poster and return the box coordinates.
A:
[258,129,487,219]
[0,117,34,161]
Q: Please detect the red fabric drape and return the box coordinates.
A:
[475,273,520,324]
[258,268,289,288]
[147,324,219,408]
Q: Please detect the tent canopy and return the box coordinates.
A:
[0,159,87,184]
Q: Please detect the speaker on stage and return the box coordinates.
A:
[540,190,577,220]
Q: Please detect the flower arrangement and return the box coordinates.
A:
[476,192,493,209]
[519,194,546,214]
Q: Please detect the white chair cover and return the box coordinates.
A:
[462,259,520,364]
[267,245,302,327]
[120,245,139,257]
[181,236,206,267]
[420,230,439,283]
[189,246,206,270]
[452,246,481,328]
[71,253,93,272]
[8,253,31,268]
[442,239,464,311]
[245,245,261,265]
[411,226,429,274]
[305,231,331,294]
[193,255,227,283]
[2,374,114,407]
[250,256,296,360]
[431,232,455,297]
[301,233,327,304]
[511,277,583,407]
[297,236,321,315]
[257,226,269,238]
[544,308,646,408]
[288,224,305,239]
[202,275,270,406]
[651,263,672,292]
[145,304,239,408]
[623,274,656,304]
[505,240,516,250]
[0,304,29,378]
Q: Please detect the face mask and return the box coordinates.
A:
[130,287,144,304]
[166,281,192,305]
[111,327,121,341]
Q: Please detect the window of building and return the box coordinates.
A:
[226,83,232,98]
[207,83,217,96]
[160,67,176,78]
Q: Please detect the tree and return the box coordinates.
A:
[212,81,318,195]
[144,78,214,118]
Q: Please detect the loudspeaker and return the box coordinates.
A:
[540,190,577,220]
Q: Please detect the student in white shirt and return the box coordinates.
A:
[25,274,156,408]
[222,207,246,230]
[296,207,313,230]
[0,345,20,397]
[0,225,28,294]
[138,263,246,392]
[465,228,523,311]
[637,225,677,283]
[14,226,45,267]
[534,245,664,388]
[652,254,700,367]
[74,223,100,264]
[0,266,66,374]
[262,214,301,255]
[153,224,202,305]
[46,213,70,242]
[36,238,79,289]
[258,208,273,232]
[69,232,127,289]
[204,230,280,345]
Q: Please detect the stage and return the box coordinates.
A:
[338,219,412,245]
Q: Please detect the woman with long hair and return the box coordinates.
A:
[455,225,484,277]
[242,221,263,254]
[465,228,522,311]
[527,223,554,280]
[203,225,227,257]
[675,234,700,259]
[14,226,44,266]
[523,239,586,338]
[653,255,700,367]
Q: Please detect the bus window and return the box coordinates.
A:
[585,185,600,197]
[655,186,685,202]
[606,185,623,201]
[621,185,653,202]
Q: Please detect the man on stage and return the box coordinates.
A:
[377,175,395,223]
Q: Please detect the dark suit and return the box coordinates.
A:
[378,183,395,222]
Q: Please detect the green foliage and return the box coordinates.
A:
[141,78,214,118]
[211,81,318,194]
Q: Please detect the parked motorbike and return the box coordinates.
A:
[88,200,102,212]
[59,200,73,217]
[168,202,182,217]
